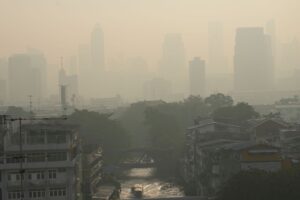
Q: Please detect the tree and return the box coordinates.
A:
[213,102,259,122]
[68,109,130,163]
[144,108,184,175]
[145,108,183,148]
[218,169,300,200]
[5,106,34,118]
[204,93,234,111]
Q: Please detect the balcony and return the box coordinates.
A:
[4,143,70,152]
[0,160,76,170]
[7,178,69,188]
[7,180,22,187]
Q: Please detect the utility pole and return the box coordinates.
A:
[2,115,67,200]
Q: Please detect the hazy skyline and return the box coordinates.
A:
[0,0,299,72]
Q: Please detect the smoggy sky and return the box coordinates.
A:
[0,0,299,72]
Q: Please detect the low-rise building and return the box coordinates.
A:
[0,118,81,200]
[183,117,291,196]
[183,118,247,195]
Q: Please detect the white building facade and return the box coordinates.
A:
[0,120,81,200]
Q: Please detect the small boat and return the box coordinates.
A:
[131,184,143,198]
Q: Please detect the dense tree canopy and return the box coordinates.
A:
[204,93,234,110]
[218,169,300,200]
[68,109,130,163]
[5,106,34,118]
[213,102,259,122]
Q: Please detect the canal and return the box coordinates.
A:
[119,168,184,199]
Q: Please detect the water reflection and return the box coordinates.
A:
[120,168,184,199]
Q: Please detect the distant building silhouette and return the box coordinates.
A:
[208,22,227,74]
[78,44,92,98]
[160,34,186,94]
[189,57,206,97]
[8,53,45,106]
[28,50,47,101]
[58,68,79,105]
[143,78,172,101]
[280,38,300,76]
[0,58,8,104]
[234,27,274,92]
[265,20,277,70]
[0,80,6,105]
[91,24,105,72]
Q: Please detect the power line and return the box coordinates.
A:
[1,115,67,200]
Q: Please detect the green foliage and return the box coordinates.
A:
[276,95,299,105]
[204,93,234,110]
[68,109,130,163]
[218,169,300,200]
[213,102,259,122]
[116,94,258,175]
[145,108,183,149]
[118,101,163,147]
[5,106,34,118]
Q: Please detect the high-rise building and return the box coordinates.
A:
[208,22,227,74]
[280,38,300,76]
[265,20,278,78]
[28,51,47,102]
[0,79,6,105]
[189,57,206,97]
[8,52,46,106]
[160,34,186,94]
[91,24,105,72]
[8,54,34,105]
[58,68,79,106]
[234,27,274,92]
[78,44,92,98]
[0,58,8,104]
[143,78,172,101]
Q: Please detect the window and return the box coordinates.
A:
[29,190,45,198]
[48,170,56,179]
[28,171,44,180]
[47,152,67,161]
[49,188,66,197]
[7,173,23,181]
[27,152,45,162]
[58,168,66,173]
[47,131,67,144]
[6,154,24,164]
[10,132,25,145]
[8,191,24,199]
[27,130,45,144]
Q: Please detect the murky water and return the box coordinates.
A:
[120,168,184,199]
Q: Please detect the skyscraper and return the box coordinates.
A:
[234,27,274,92]
[160,34,186,94]
[28,50,47,101]
[189,57,206,97]
[265,20,277,77]
[208,22,227,74]
[160,34,185,75]
[8,54,45,105]
[280,38,300,76]
[58,67,79,106]
[91,24,105,72]
[0,58,8,104]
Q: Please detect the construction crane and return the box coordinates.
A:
[1,114,67,200]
